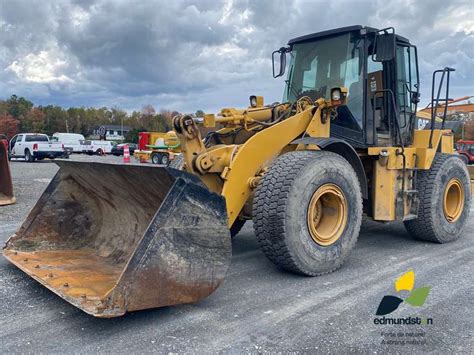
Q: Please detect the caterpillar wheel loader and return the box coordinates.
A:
[0,136,16,206]
[3,25,471,317]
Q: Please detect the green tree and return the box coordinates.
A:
[6,95,33,120]
[195,110,205,117]
[25,108,46,132]
[126,127,147,143]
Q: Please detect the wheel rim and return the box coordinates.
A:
[152,155,159,164]
[443,178,464,223]
[307,183,348,246]
[162,155,169,164]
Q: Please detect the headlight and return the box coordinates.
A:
[250,95,257,108]
[330,87,348,106]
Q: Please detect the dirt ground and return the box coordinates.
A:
[0,155,472,353]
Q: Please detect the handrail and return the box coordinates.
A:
[429,67,455,148]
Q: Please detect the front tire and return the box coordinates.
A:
[151,153,161,164]
[404,154,471,243]
[253,151,362,276]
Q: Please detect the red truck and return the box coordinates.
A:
[457,140,474,164]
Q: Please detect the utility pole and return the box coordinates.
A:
[121,115,124,142]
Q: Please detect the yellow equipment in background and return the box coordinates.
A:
[3,26,471,317]
[134,130,181,165]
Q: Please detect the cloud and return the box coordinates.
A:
[0,0,472,112]
[6,48,73,84]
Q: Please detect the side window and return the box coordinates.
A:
[333,39,364,133]
[342,50,363,126]
[302,57,318,91]
[396,45,418,129]
[396,46,409,113]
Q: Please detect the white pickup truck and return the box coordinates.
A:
[9,133,65,162]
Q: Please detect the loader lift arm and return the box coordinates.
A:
[173,96,342,227]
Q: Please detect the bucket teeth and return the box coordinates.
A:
[3,161,231,317]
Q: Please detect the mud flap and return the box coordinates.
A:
[3,161,231,317]
[0,140,15,206]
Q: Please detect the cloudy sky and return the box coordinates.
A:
[0,0,472,113]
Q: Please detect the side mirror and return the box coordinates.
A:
[373,33,396,62]
[272,47,289,78]
[410,91,420,104]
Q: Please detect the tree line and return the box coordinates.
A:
[0,95,205,142]
[1,94,472,142]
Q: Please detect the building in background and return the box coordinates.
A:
[417,96,474,140]
[92,125,132,140]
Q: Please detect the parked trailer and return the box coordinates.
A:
[134,131,181,165]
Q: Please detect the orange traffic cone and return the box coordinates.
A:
[123,144,130,163]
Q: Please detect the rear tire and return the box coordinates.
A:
[458,154,469,165]
[253,151,362,276]
[404,154,471,243]
[25,149,35,162]
[160,153,169,166]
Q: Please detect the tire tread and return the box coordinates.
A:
[253,151,361,276]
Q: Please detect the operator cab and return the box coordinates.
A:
[275,25,420,148]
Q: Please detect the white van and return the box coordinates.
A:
[53,133,85,153]
[80,140,116,155]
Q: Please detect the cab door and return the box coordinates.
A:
[11,135,22,156]
[395,43,419,144]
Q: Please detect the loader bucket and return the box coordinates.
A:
[0,140,15,206]
[3,161,231,317]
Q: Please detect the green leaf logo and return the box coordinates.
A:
[405,286,431,307]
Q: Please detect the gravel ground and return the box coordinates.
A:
[0,155,473,353]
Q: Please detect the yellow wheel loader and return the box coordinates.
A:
[3,26,471,317]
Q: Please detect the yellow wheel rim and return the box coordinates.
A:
[307,183,348,246]
[443,178,464,223]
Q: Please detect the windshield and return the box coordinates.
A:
[284,33,363,102]
[284,33,363,131]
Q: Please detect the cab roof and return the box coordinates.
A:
[288,25,410,45]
